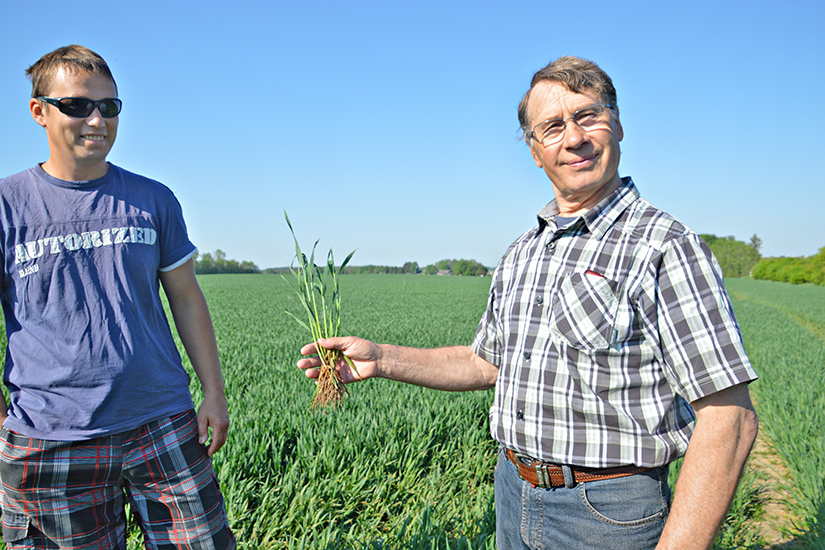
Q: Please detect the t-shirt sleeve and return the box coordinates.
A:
[655,233,758,402]
[157,191,197,272]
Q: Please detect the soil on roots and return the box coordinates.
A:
[311,349,349,410]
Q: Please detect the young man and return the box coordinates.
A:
[0,45,235,549]
[298,56,759,550]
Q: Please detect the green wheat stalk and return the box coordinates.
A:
[283,211,358,408]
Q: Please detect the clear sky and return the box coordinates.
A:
[1,1,822,269]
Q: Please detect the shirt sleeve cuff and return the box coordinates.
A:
[159,249,197,272]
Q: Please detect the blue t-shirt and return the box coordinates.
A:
[0,164,197,440]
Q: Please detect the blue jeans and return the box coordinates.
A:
[494,447,671,550]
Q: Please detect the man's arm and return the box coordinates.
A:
[159,258,229,457]
[656,382,758,550]
[298,337,499,391]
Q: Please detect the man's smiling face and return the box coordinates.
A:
[32,67,118,181]
[526,81,623,214]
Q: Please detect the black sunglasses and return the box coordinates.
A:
[37,96,122,118]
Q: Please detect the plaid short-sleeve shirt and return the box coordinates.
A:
[472,178,757,468]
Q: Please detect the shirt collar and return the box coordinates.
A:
[537,177,639,240]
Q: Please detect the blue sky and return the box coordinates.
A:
[1,1,822,269]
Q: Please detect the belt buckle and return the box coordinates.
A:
[534,463,552,488]
[514,451,539,465]
[515,451,555,489]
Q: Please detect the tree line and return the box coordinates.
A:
[751,246,825,285]
[699,234,762,279]
[422,259,488,276]
[264,259,489,276]
[342,262,422,275]
[194,250,260,274]
[699,234,825,286]
[199,238,825,286]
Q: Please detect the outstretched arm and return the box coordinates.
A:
[655,382,758,550]
[298,337,498,391]
[160,258,230,457]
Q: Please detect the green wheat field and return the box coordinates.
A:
[1,274,823,549]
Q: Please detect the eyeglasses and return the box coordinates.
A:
[37,96,122,119]
[528,103,614,147]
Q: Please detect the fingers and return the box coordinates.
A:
[197,413,230,457]
[297,338,348,373]
[198,414,210,446]
[299,342,320,356]
[206,417,230,456]
[300,337,347,356]
[297,355,323,374]
[197,397,230,457]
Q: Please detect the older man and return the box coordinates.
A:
[298,56,758,550]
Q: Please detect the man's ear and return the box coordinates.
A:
[30,98,47,128]
[529,142,543,168]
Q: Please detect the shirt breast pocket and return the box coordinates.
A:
[550,271,620,351]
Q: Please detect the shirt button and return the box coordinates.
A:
[517,410,524,420]
[546,242,556,251]
[523,351,531,360]
[535,296,543,306]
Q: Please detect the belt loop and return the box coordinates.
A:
[535,464,550,488]
[562,464,576,488]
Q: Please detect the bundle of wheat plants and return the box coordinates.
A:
[283,211,357,409]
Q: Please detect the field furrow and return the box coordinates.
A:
[726,278,825,547]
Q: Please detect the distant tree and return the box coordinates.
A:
[748,234,762,254]
[239,261,259,273]
[196,252,217,273]
[452,259,468,276]
[195,250,260,274]
[422,259,489,276]
[401,261,420,274]
[699,235,761,278]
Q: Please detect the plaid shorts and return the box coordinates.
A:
[0,410,236,550]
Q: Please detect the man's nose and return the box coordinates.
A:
[85,107,106,124]
[562,119,587,146]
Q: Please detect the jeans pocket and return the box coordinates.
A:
[578,468,670,526]
[494,446,505,474]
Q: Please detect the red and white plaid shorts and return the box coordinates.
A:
[0,410,235,549]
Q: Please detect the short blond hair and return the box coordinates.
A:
[26,45,117,98]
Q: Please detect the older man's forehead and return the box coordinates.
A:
[527,81,602,124]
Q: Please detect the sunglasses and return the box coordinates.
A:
[37,96,122,118]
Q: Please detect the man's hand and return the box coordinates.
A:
[197,390,230,457]
[298,336,382,383]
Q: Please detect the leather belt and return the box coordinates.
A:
[505,448,650,489]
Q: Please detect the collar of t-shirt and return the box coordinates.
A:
[555,215,578,228]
